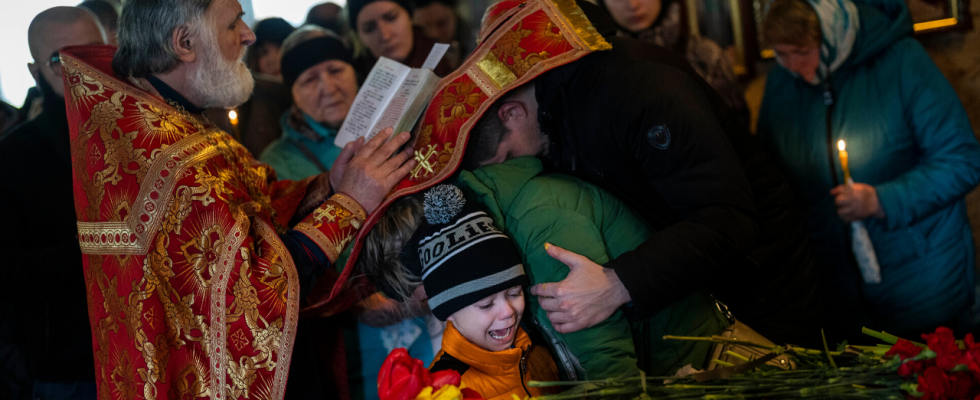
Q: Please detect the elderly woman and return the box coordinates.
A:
[597,0,747,111]
[757,0,980,341]
[259,26,356,180]
[346,0,453,80]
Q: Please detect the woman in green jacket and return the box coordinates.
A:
[259,26,354,180]
[362,157,729,380]
[757,0,980,340]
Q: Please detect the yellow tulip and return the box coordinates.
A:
[415,384,463,400]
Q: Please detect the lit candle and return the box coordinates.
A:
[228,110,239,127]
[837,140,851,184]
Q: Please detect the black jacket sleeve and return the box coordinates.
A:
[581,51,760,318]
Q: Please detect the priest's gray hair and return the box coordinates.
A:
[112,0,214,77]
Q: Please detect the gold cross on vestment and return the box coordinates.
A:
[412,144,439,179]
[312,204,337,228]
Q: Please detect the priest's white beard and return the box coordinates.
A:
[191,26,254,109]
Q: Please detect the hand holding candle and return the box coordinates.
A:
[831,140,884,221]
[834,139,882,284]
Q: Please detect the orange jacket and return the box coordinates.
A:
[429,322,559,400]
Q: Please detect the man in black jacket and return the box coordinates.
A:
[0,7,106,400]
[462,5,821,347]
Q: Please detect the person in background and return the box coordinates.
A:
[262,27,443,400]
[597,0,748,113]
[757,0,980,342]
[235,17,295,156]
[0,99,21,135]
[306,2,348,38]
[78,0,120,45]
[0,7,106,400]
[260,26,351,179]
[413,0,474,69]
[246,17,295,78]
[346,0,453,82]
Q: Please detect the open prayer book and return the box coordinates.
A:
[333,44,449,148]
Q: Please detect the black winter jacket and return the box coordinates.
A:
[0,81,96,382]
[537,36,821,346]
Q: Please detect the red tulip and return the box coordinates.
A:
[378,348,431,400]
[429,370,461,390]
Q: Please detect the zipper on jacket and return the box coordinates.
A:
[520,346,532,397]
[823,80,840,187]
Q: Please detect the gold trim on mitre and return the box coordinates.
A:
[549,0,613,51]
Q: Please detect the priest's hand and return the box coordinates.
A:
[530,243,632,333]
[329,136,363,192]
[831,182,885,222]
[335,128,416,214]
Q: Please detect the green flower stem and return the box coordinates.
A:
[662,335,780,352]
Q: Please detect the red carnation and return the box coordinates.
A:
[888,339,924,360]
[899,360,925,377]
[924,327,960,358]
[948,371,978,399]
[919,366,952,400]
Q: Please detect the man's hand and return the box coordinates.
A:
[329,137,364,191]
[831,182,885,222]
[529,243,632,333]
[335,128,416,214]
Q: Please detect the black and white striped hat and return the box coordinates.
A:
[399,185,527,321]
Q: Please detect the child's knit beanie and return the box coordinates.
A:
[399,184,527,321]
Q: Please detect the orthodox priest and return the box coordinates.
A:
[60,0,415,398]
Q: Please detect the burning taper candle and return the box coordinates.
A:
[838,140,851,183]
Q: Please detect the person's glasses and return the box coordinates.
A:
[46,52,62,75]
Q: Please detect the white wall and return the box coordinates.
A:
[0,0,343,108]
[0,0,76,108]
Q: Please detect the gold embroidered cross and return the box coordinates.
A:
[412,144,439,179]
[312,204,337,227]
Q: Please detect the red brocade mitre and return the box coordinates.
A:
[60,45,367,400]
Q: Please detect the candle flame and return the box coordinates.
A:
[228,110,238,120]
[837,140,846,151]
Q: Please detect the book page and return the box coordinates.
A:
[393,69,439,135]
[372,69,427,137]
[334,57,410,147]
[421,43,450,70]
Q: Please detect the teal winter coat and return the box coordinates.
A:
[259,112,343,181]
[757,0,980,335]
[456,157,728,380]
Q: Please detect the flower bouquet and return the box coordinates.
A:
[378,348,486,400]
[524,327,980,399]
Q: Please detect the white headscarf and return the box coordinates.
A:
[769,0,860,85]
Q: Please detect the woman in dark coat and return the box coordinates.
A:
[346,0,453,81]
[597,0,747,112]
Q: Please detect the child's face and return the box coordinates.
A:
[448,286,525,352]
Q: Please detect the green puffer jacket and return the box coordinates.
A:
[455,157,729,380]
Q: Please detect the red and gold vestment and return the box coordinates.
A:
[61,45,366,400]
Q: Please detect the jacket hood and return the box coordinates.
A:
[804,0,912,79]
[456,157,544,232]
[842,0,912,68]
